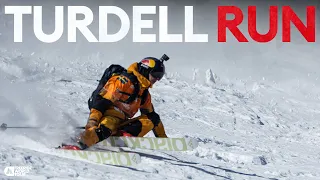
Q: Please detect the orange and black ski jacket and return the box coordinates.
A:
[88,62,168,132]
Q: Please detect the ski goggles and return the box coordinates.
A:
[150,71,165,80]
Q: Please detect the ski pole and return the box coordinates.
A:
[0,123,85,131]
[1,117,140,131]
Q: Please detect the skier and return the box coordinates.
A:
[76,55,169,149]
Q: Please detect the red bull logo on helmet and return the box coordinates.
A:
[141,59,156,68]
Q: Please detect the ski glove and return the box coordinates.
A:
[146,111,161,126]
[85,119,99,130]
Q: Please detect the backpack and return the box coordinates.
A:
[88,64,149,110]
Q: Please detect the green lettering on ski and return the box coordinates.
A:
[116,153,132,166]
[57,149,140,166]
[120,137,129,147]
[88,151,101,164]
[69,150,134,166]
[172,138,187,151]
[154,138,168,150]
[100,137,197,151]
[73,151,88,159]
[99,152,113,164]
[111,152,117,164]
[126,137,141,149]
[140,137,154,149]
[167,138,173,150]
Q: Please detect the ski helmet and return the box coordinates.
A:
[138,55,169,80]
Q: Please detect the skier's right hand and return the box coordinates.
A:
[81,120,100,147]
[85,119,99,130]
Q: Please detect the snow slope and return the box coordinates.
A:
[0,46,320,180]
[1,0,320,179]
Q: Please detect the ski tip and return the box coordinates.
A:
[58,144,82,150]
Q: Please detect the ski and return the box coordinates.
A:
[54,148,141,166]
[52,136,198,166]
[96,136,199,151]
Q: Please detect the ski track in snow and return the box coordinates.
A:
[0,50,320,180]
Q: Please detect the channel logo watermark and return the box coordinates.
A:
[3,166,32,176]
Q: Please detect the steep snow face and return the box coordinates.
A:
[0,49,320,180]
[1,0,320,179]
